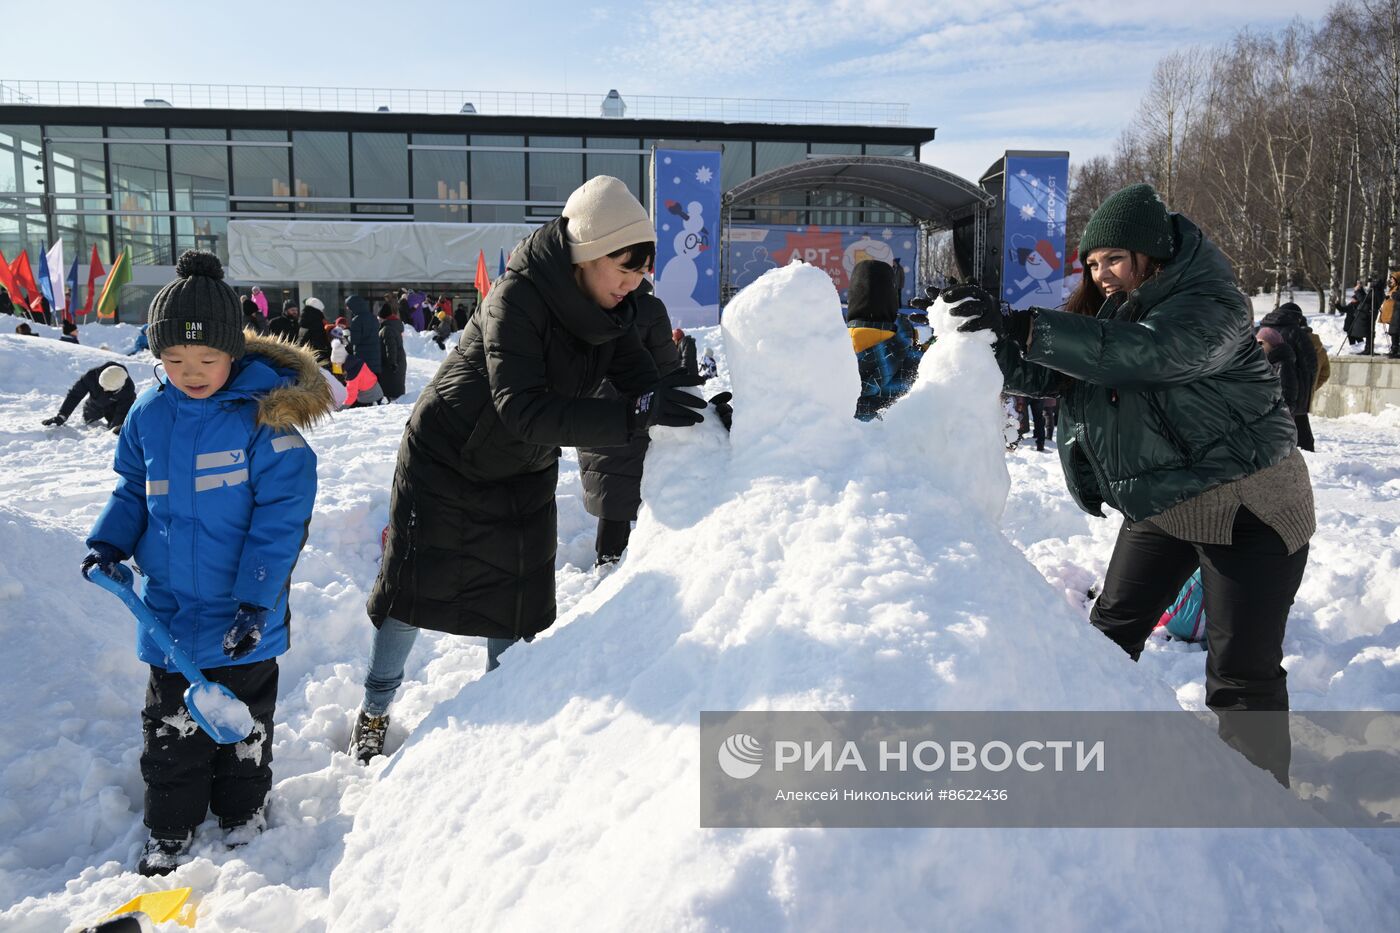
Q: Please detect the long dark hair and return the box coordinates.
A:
[1065,251,1164,316]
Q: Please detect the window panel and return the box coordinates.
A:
[172,144,228,212]
[470,134,524,222]
[175,215,229,262]
[584,138,642,202]
[110,143,170,212]
[0,124,42,194]
[528,135,581,203]
[353,132,408,199]
[294,131,349,201]
[231,130,290,197]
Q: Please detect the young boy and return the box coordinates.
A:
[84,251,332,876]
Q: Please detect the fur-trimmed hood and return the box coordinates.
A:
[155,332,334,430]
[242,332,336,430]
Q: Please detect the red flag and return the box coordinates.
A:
[10,251,40,307]
[83,246,105,319]
[474,249,491,298]
[0,248,21,307]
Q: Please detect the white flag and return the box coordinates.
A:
[45,240,65,312]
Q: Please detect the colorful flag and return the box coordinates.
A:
[36,244,55,310]
[0,248,21,307]
[474,249,491,298]
[11,250,41,309]
[83,246,105,318]
[498,248,506,278]
[96,247,131,319]
[65,252,79,322]
[46,240,66,312]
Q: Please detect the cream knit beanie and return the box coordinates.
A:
[561,176,655,263]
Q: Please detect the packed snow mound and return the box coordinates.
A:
[325,263,1400,931]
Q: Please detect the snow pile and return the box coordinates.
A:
[0,269,1397,930]
[317,264,1398,930]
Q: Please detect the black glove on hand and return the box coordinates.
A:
[81,541,125,577]
[223,604,269,660]
[633,370,706,429]
[42,414,66,427]
[708,392,733,432]
[938,284,1002,335]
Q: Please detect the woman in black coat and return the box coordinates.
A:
[577,281,681,565]
[297,301,332,367]
[377,305,407,400]
[350,176,706,763]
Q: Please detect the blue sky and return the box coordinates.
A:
[33,0,1334,182]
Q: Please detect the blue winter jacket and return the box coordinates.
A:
[87,335,333,671]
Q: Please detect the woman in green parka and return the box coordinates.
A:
[946,183,1314,785]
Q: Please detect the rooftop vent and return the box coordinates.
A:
[459,102,477,114]
[142,98,172,108]
[600,89,626,118]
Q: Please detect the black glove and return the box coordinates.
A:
[42,414,66,427]
[939,284,1002,335]
[81,541,125,577]
[111,424,122,435]
[708,392,733,432]
[223,604,269,660]
[632,370,706,429]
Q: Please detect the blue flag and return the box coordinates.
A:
[66,253,80,318]
[36,244,54,309]
[498,248,506,278]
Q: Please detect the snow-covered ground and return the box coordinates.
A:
[0,276,1397,931]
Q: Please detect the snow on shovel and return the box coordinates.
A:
[84,563,254,744]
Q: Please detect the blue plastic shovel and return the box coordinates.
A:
[84,563,254,744]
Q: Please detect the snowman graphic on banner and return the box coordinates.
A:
[653,150,722,327]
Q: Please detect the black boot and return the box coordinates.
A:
[138,830,192,876]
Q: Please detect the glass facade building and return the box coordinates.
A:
[0,104,930,317]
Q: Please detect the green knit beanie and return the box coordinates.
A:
[1078,183,1174,261]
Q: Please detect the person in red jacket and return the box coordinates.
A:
[342,352,384,407]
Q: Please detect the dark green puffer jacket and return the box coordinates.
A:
[997,214,1296,521]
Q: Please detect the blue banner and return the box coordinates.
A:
[999,154,1069,310]
[728,223,919,306]
[653,148,722,328]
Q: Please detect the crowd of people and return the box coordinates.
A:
[57,174,1328,878]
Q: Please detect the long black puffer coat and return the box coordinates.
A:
[366,219,661,639]
[577,281,680,522]
[378,315,407,399]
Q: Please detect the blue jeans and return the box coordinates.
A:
[361,617,518,715]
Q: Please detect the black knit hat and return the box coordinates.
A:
[1078,183,1174,261]
[847,259,898,324]
[147,250,246,359]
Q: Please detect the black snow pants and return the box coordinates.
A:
[142,659,278,835]
[1088,508,1308,785]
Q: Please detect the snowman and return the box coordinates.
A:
[655,199,709,312]
[1011,234,1061,298]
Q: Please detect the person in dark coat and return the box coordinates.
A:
[297,300,332,367]
[673,327,698,378]
[846,258,916,420]
[350,176,706,763]
[377,305,407,401]
[953,183,1312,785]
[1384,271,1400,358]
[266,299,301,342]
[42,362,137,431]
[346,295,381,375]
[892,257,907,304]
[1256,327,1300,414]
[60,320,80,344]
[243,299,269,336]
[0,285,13,315]
[1258,302,1318,451]
[577,280,681,566]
